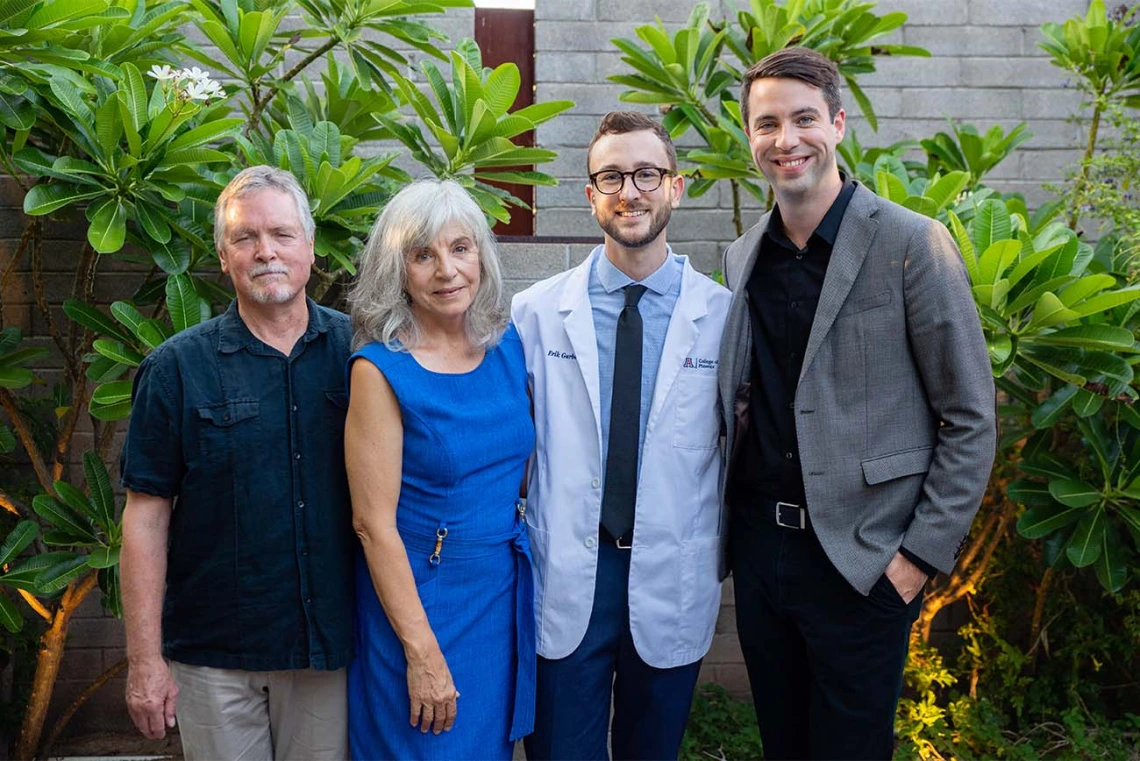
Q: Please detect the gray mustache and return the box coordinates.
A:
[250,265,290,277]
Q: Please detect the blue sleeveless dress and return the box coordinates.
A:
[347,324,536,760]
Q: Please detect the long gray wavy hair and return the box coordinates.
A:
[348,179,507,351]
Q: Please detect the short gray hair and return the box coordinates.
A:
[349,179,507,351]
[214,166,315,254]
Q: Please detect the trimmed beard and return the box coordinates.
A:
[599,204,673,250]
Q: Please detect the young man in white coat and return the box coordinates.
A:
[512,111,730,760]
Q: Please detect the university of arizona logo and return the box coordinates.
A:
[683,357,695,369]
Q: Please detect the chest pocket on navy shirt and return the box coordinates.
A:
[195,399,260,469]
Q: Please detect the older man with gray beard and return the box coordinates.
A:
[120,166,354,760]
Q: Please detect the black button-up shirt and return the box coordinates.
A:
[731,178,857,507]
[122,299,354,671]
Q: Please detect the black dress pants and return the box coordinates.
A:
[730,511,922,760]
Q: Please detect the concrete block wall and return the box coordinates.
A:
[0,0,1091,741]
[535,0,1091,253]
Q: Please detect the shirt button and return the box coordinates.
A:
[591,478,600,488]
[790,301,799,309]
[305,597,312,604]
[292,405,298,412]
[584,536,597,548]
[223,413,231,421]
[298,500,305,508]
[787,401,795,410]
[785,452,794,460]
[796,254,803,260]
[302,549,309,556]
[295,452,301,460]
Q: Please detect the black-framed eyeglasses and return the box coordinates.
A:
[589,167,674,195]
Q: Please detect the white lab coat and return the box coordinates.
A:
[511,250,730,668]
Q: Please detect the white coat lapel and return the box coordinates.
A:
[649,259,707,426]
[799,186,879,384]
[560,255,603,445]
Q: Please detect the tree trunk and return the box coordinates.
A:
[15,572,98,761]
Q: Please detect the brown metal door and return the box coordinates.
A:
[475,7,535,236]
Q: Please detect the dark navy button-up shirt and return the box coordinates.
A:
[121,299,354,671]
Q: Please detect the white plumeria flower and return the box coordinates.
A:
[184,66,211,82]
[183,80,214,101]
[147,64,177,81]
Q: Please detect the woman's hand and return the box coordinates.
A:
[406,646,460,734]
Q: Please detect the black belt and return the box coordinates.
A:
[738,499,810,531]
[599,524,633,549]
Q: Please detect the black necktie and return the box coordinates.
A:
[601,284,647,541]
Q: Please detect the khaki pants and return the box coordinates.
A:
[169,662,347,761]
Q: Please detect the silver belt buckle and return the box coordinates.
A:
[775,502,805,529]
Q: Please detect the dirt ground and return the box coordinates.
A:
[46,731,183,759]
[46,733,527,759]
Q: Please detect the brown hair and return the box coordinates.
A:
[586,110,677,172]
[740,47,843,131]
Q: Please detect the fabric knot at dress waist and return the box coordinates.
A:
[395,512,536,741]
[509,517,536,741]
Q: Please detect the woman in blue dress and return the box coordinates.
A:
[344,179,535,759]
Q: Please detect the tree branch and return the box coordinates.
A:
[917,502,1013,642]
[30,227,74,377]
[1068,89,1106,231]
[59,569,99,619]
[17,590,52,623]
[1027,565,1056,658]
[51,243,101,483]
[245,37,339,136]
[0,484,26,517]
[1,222,37,328]
[957,502,1003,572]
[0,388,52,492]
[730,180,743,238]
[66,242,98,362]
[95,419,119,462]
[39,657,128,759]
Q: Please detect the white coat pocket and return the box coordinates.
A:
[672,374,720,450]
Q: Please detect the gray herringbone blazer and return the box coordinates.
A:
[716,183,997,594]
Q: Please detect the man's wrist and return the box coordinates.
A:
[898,546,937,579]
[127,651,166,667]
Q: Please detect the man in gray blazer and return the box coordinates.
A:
[717,48,996,759]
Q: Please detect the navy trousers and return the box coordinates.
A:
[731,512,923,760]
[525,539,702,761]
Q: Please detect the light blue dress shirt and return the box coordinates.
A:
[589,245,684,479]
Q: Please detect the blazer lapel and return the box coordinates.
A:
[731,213,771,291]
[718,214,770,411]
[799,185,880,384]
